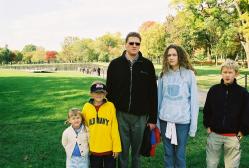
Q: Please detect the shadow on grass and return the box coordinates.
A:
[0,76,103,124]
[0,122,66,168]
[0,75,104,167]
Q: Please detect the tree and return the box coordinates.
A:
[0,48,11,64]
[22,44,37,53]
[60,36,79,63]
[13,50,23,63]
[171,0,249,67]
[22,44,37,63]
[31,47,46,63]
[163,12,197,57]
[9,50,16,64]
[0,47,24,64]
[95,33,123,62]
[233,0,249,67]
[80,39,98,62]
[168,0,227,61]
[45,51,57,63]
[70,39,98,62]
[0,46,15,64]
[139,21,167,63]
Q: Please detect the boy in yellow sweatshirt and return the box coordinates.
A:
[82,81,121,168]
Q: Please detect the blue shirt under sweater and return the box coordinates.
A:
[72,125,82,156]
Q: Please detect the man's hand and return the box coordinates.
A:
[237,131,243,140]
[113,152,119,158]
[207,127,211,134]
[147,123,156,130]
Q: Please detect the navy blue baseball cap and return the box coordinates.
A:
[90,82,107,93]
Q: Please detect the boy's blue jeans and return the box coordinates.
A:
[160,120,190,168]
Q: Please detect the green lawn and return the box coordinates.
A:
[0,69,249,168]
[155,64,249,91]
[194,66,249,91]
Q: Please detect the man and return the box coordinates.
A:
[106,32,157,168]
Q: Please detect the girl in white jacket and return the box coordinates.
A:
[62,108,89,168]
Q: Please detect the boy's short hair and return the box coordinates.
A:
[221,59,239,73]
[90,81,107,93]
[125,32,141,43]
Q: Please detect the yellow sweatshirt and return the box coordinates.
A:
[82,100,121,153]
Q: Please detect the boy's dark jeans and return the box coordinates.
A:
[90,154,116,168]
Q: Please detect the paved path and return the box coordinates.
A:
[198,89,207,109]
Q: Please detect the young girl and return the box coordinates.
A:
[157,44,199,168]
[62,108,89,168]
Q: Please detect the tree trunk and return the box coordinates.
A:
[157,56,161,64]
[233,1,249,68]
[204,47,210,61]
[215,54,218,66]
[241,40,249,69]
[206,46,212,62]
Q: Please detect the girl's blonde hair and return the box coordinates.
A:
[161,44,195,77]
[65,108,84,125]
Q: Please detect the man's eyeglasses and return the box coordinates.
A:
[128,42,140,46]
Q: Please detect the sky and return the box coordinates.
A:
[0,0,173,51]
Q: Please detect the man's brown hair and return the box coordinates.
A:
[125,32,141,43]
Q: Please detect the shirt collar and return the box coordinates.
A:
[125,54,139,64]
[169,67,181,73]
[220,78,237,87]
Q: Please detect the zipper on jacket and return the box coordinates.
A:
[222,89,229,127]
[128,64,133,112]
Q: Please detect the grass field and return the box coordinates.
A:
[194,66,249,91]
[0,69,249,168]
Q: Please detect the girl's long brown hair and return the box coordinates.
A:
[161,44,195,77]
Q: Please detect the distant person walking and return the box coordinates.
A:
[97,67,101,76]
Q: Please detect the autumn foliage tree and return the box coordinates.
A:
[170,0,249,67]
[45,51,57,63]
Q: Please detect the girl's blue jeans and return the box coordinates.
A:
[160,119,190,168]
